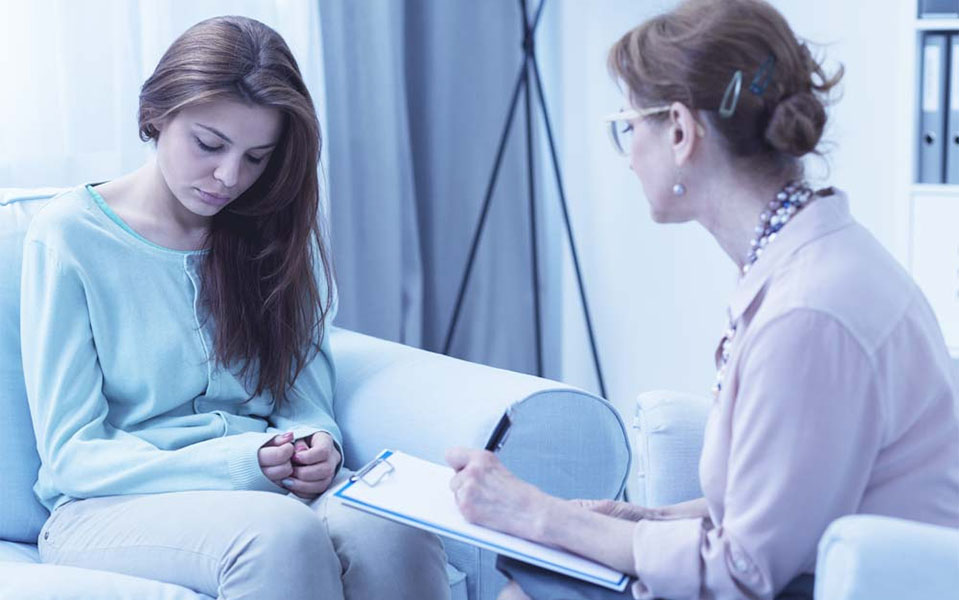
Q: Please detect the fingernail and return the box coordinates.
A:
[282,478,294,487]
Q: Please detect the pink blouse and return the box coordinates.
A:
[630,191,959,599]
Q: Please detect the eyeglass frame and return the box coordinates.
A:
[603,105,706,156]
[603,106,668,156]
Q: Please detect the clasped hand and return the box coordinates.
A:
[258,431,340,500]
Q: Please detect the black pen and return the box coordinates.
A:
[484,409,512,452]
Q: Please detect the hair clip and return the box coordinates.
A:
[719,70,743,119]
[749,54,776,95]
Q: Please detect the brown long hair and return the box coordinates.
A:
[138,16,333,405]
[608,0,843,176]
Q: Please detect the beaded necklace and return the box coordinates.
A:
[711,180,814,398]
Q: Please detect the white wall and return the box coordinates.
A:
[776,0,914,260]
[540,0,910,425]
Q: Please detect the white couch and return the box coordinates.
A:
[0,188,630,600]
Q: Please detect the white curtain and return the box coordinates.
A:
[0,0,326,191]
[320,0,558,376]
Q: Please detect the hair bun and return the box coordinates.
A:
[764,91,826,157]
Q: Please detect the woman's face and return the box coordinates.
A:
[628,113,682,223]
[154,99,283,220]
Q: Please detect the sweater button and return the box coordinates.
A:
[43,531,49,540]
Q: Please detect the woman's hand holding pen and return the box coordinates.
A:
[446,447,557,543]
[258,431,341,500]
[447,449,645,577]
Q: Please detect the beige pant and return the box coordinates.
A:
[38,472,450,600]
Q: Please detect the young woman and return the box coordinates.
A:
[445,1,959,599]
[21,16,449,600]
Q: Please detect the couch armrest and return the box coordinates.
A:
[633,390,711,507]
[330,327,630,600]
[815,515,959,600]
[330,327,630,499]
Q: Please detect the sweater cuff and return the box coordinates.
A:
[632,517,705,600]
[228,432,287,493]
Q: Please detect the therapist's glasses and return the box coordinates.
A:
[603,106,670,156]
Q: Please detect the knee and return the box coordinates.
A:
[382,519,444,561]
[333,508,443,561]
[211,493,341,597]
[233,494,328,565]
[325,506,449,597]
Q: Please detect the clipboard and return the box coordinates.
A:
[334,449,630,592]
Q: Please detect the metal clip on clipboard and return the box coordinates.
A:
[349,455,395,486]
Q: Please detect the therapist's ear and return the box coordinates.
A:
[669,102,703,167]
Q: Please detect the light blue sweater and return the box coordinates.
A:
[20,185,341,511]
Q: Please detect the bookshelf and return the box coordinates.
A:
[905,6,959,362]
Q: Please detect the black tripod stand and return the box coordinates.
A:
[442,0,607,399]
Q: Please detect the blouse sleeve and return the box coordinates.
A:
[630,309,884,600]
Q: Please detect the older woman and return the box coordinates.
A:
[445,1,959,599]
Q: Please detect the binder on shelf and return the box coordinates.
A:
[946,35,959,183]
[334,449,630,592]
[919,33,949,184]
[919,0,959,18]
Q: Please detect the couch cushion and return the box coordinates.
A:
[633,390,711,507]
[0,540,39,563]
[0,561,215,599]
[816,515,959,600]
[0,188,65,543]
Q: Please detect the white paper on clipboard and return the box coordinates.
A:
[333,449,629,592]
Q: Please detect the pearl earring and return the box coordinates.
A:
[672,182,686,196]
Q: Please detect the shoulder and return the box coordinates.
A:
[743,218,952,408]
[741,307,872,371]
[760,220,921,356]
[24,185,108,255]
